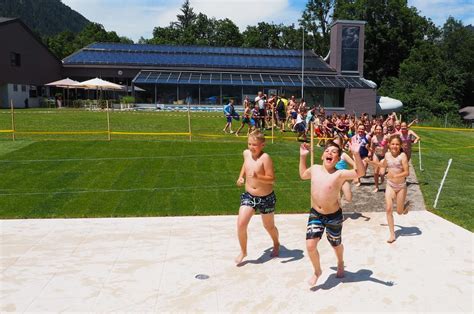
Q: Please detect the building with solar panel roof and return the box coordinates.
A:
[62,20,375,114]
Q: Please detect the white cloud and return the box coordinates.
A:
[61,0,302,42]
[61,0,473,42]
[408,0,474,26]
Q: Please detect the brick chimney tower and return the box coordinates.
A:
[329,20,366,76]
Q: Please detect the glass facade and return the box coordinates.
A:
[341,26,360,72]
[199,85,220,105]
[302,87,344,108]
[139,84,346,107]
[222,85,242,106]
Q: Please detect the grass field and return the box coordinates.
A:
[0,109,472,231]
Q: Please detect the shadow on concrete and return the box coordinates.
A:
[277,245,304,263]
[343,212,371,222]
[395,225,422,238]
[237,245,304,267]
[311,268,395,291]
[380,224,422,239]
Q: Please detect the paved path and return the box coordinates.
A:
[1,211,472,313]
[343,162,426,213]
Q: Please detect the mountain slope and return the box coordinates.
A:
[0,0,89,36]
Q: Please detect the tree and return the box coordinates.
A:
[280,24,304,49]
[174,0,197,30]
[242,22,282,48]
[380,41,462,118]
[45,23,133,59]
[149,26,180,45]
[44,31,76,60]
[172,0,197,44]
[211,18,243,47]
[300,0,334,55]
[440,18,474,108]
[192,13,215,45]
[333,0,437,84]
[380,17,473,119]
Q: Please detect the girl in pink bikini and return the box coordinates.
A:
[368,134,410,243]
[369,125,388,193]
[397,122,420,161]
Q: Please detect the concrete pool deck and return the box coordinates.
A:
[1,210,472,313]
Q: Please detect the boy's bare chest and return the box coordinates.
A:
[245,158,263,171]
[311,170,341,192]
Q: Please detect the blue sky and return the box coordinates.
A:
[61,0,474,42]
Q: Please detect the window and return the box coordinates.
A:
[10,52,21,67]
[29,86,38,98]
[21,85,27,92]
[13,84,18,92]
[341,26,359,72]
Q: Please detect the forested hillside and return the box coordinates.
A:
[0,0,89,36]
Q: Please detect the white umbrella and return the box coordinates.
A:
[74,78,124,108]
[45,78,81,108]
[74,77,124,90]
[45,77,80,88]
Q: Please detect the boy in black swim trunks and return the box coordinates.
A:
[299,138,365,286]
[235,130,279,265]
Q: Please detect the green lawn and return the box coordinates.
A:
[410,127,474,231]
[0,109,472,231]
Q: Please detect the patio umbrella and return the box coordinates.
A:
[74,77,124,90]
[74,78,124,107]
[45,77,80,107]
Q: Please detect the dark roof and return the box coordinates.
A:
[133,70,374,89]
[63,42,335,73]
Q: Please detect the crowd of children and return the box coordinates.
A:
[232,92,421,287]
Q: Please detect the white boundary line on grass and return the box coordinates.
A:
[0,153,241,163]
[0,149,298,163]
[0,182,303,196]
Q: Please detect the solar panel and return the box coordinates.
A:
[65,47,335,72]
[85,42,308,58]
[131,71,373,89]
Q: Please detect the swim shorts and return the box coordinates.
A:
[240,191,276,214]
[306,207,343,246]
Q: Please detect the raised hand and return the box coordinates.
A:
[349,137,361,155]
[300,143,310,156]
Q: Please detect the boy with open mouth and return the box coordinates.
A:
[299,138,365,287]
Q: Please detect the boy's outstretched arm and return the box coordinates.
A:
[299,143,311,180]
[236,152,246,186]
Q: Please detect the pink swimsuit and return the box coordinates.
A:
[386,155,406,192]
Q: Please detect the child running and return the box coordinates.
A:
[300,138,365,286]
[235,130,279,264]
[367,134,410,243]
[235,100,253,136]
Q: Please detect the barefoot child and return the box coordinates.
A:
[235,130,279,264]
[367,134,410,243]
[299,139,365,286]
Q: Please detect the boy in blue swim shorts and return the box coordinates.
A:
[299,138,365,286]
[235,130,279,265]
